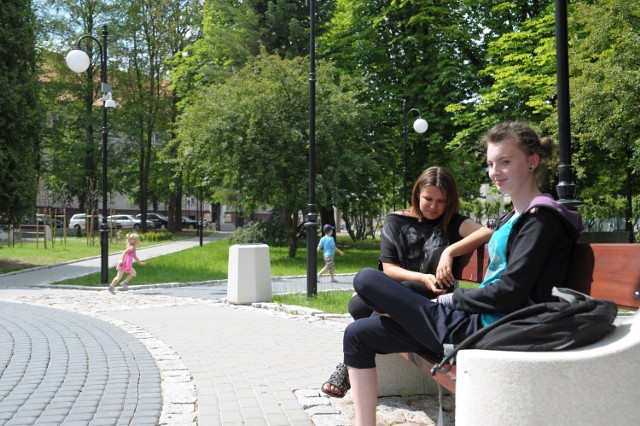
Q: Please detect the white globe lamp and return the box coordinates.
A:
[65,49,91,74]
[413,118,429,134]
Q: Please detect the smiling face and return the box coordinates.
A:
[486,138,537,197]
[418,185,447,221]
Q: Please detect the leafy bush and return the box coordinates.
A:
[141,231,173,242]
[229,221,266,245]
[261,216,288,246]
[230,218,289,246]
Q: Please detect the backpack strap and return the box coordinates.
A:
[552,287,592,304]
[431,303,546,375]
[436,381,445,426]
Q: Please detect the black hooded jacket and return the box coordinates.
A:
[450,194,584,315]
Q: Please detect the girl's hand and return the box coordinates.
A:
[139,261,146,266]
[436,249,455,287]
[422,274,447,295]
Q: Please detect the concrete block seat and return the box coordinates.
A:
[227,243,272,304]
[455,312,640,426]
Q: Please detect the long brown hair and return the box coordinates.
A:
[408,166,460,231]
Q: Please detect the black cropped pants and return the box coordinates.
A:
[343,267,482,369]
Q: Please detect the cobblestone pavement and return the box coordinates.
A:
[0,285,452,425]
[0,236,451,425]
[0,302,161,426]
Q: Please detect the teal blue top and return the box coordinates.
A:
[479,213,519,327]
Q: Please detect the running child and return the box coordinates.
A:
[108,232,145,294]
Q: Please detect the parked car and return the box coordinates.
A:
[36,217,64,228]
[106,214,151,230]
[136,212,169,229]
[69,213,122,231]
[181,216,199,229]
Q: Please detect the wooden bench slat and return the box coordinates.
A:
[567,244,640,310]
[457,248,486,283]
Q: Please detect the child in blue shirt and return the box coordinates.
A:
[317,224,345,282]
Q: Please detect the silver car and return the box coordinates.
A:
[106,214,150,230]
[69,213,121,231]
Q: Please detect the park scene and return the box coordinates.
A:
[1,0,639,425]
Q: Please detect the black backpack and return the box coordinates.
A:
[432,287,618,375]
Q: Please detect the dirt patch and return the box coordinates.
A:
[0,259,37,273]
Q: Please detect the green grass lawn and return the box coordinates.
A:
[0,230,198,274]
[272,280,480,314]
[272,290,354,314]
[0,237,148,273]
[2,232,481,314]
[46,235,381,286]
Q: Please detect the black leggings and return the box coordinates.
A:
[343,268,481,369]
[347,280,437,320]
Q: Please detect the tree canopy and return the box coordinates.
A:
[177,52,377,255]
[570,0,640,236]
[0,0,41,225]
[17,0,640,244]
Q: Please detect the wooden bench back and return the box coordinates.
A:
[458,243,640,310]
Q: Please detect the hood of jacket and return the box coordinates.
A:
[524,193,585,238]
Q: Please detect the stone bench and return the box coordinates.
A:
[455,311,639,425]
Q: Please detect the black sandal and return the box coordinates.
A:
[320,362,351,398]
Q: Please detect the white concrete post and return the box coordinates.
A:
[227,243,272,304]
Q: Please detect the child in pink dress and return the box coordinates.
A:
[108,233,145,294]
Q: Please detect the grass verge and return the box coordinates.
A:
[271,280,480,314]
[51,236,381,286]
[0,231,205,274]
[0,237,158,273]
[272,290,353,314]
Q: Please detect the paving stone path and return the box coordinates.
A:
[0,234,452,425]
[0,302,161,426]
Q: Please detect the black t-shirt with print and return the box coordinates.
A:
[379,213,468,276]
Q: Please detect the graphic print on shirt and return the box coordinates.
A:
[400,223,425,271]
[420,226,449,274]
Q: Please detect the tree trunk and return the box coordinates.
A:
[286,212,298,258]
[625,166,635,243]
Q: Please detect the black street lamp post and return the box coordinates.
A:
[66,25,116,284]
[554,0,581,209]
[402,99,429,208]
[305,0,319,298]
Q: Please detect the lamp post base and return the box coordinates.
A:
[305,213,319,298]
[100,224,109,284]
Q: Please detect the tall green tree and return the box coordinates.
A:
[0,0,41,225]
[177,53,375,255]
[170,0,345,238]
[37,0,202,231]
[570,0,640,240]
[444,2,557,193]
[111,0,201,231]
[35,0,118,213]
[160,0,203,231]
[171,0,328,102]
[321,0,553,202]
